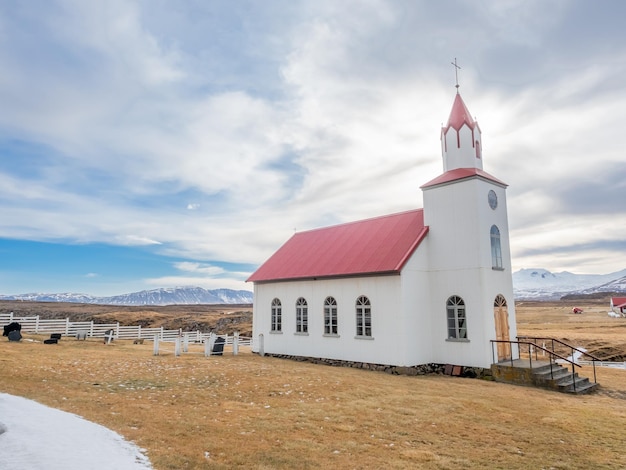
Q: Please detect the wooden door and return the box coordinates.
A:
[494,295,511,361]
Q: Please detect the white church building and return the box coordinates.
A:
[248,88,517,370]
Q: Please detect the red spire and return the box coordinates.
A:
[444,93,476,132]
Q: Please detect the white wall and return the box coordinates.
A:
[442,124,483,172]
[253,272,430,366]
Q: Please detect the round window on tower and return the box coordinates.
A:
[488,190,498,210]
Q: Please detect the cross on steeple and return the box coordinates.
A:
[451,58,461,92]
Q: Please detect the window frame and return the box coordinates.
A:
[446,295,468,340]
[324,296,338,336]
[270,298,282,333]
[490,225,503,270]
[295,297,308,334]
[355,296,372,338]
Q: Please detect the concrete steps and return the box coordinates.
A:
[491,359,599,395]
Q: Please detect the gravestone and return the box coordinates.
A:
[7,330,22,342]
[212,336,225,356]
[50,333,62,341]
[103,329,115,344]
[44,338,58,344]
[3,322,21,337]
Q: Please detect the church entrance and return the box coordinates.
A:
[494,295,511,361]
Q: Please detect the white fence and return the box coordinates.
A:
[153,331,252,357]
[0,312,251,346]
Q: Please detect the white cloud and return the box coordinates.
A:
[173,262,225,276]
[114,235,162,246]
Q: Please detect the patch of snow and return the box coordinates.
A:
[0,393,151,469]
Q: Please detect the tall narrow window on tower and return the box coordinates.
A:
[490,225,503,269]
[475,140,481,158]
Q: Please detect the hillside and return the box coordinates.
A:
[0,287,253,306]
[0,301,253,337]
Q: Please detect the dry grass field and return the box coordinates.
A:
[1,300,626,469]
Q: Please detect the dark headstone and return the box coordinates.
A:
[44,338,58,344]
[7,330,22,342]
[212,336,226,356]
[3,322,21,337]
[50,333,62,340]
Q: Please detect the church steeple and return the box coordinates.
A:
[440,72,483,172]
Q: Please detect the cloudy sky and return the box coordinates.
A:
[0,0,625,296]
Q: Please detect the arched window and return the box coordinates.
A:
[446,295,467,339]
[356,296,372,337]
[490,225,503,269]
[296,297,308,333]
[475,140,481,158]
[324,297,338,335]
[271,298,282,332]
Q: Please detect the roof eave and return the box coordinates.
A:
[420,170,508,190]
[249,270,402,285]
[392,226,429,271]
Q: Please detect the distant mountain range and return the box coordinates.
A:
[513,268,626,300]
[1,269,625,305]
[0,287,253,306]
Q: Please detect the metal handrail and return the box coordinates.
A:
[517,335,598,384]
[491,339,583,392]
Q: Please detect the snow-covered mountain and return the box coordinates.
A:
[3,271,625,304]
[0,287,253,306]
[513,268,626,300]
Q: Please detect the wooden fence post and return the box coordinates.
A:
[204,337,211,357]
[183,333,189,353]
[35,315,40,334]
[65,318,70,336]
[175,337,182,357]
[90,321,94,338]
[153,335,159,356]
[138,325,142,339]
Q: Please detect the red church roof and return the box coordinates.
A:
[247,209,428,283]
[444,92,478,132]
[612,297,626,308]
[421,167,507,189]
